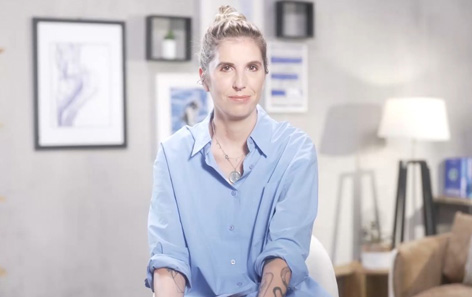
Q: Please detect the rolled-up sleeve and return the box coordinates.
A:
[254,137,318,289]
[145,146,192,291]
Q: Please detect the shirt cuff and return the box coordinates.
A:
[145,254,192,292]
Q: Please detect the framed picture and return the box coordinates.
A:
[156,73,213,144]
[33,18,126,149]
[264,42,308,113]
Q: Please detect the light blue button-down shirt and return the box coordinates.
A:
[146,105,330,296]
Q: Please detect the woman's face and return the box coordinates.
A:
[200,37,266,122]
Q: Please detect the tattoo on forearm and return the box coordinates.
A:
[258,272,273,297]
[258,266,291,297]
[166,268,185,293]
[273,287,284,297]
[281,266,291,289]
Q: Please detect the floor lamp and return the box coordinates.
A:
[377,97,450,249]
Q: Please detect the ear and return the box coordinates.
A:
[199,68,209,92]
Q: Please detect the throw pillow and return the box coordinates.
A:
[443,212,472,283]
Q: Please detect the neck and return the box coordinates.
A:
[211,111,257,151]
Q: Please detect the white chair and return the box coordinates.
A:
[152,235,339,297]
[306,235,339,297]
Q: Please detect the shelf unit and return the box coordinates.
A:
[434,196,472,233]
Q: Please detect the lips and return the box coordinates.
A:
[228,95,251,101]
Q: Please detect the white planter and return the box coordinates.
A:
[162,39,176,59]
[361,250,394,270]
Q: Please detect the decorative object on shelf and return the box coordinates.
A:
[162,29,177,59]
[378,97,450,248]
[264,42,308,113]
[444,157,472,198]
[361,221,393,270]
[33,18,127,149]
[276,1,314,39]
[146,16,191,61]
[155,73,213,146]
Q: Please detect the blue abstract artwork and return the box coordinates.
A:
[170,88,209,133]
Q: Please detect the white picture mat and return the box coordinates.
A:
[36,21,125,147]
[156,73,213,145]
[265,42,308,113]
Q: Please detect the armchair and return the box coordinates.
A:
[390,212,472,297]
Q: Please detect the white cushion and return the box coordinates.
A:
[307,235,339,297]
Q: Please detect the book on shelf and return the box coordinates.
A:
[444,157,472,199]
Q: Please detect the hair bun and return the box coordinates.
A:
[215,5,247,22]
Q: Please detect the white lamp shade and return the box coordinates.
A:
[377,97,450,141]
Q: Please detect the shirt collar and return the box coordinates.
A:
[189,105,273,157]
[249,105,272,157]
[190,112,212,157]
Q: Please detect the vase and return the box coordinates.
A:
[162,39,176,59]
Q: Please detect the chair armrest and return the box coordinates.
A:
[392,233,450,297]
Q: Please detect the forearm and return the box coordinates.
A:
[258,258,292,297]
[153,268,186,297]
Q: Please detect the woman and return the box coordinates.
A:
[145,6,329,297]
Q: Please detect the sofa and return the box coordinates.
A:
[391,212,472,297]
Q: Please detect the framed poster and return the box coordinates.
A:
[33,18,126,149]
[265,42,308,113]
[156,73,213,144]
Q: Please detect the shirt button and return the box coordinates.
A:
[237,282,243,287]
[230,259,236,265]
[229,225,235,231]
[249,164,254,169]
[231,190,237,197]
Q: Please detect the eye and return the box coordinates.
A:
[220,65,232,72]
[249,64,259,71]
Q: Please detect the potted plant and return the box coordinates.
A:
[361,221,393,270]
[162,28,176,59]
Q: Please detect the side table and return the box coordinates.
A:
[335,261,389,297]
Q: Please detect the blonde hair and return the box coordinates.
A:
[199,5,268,78]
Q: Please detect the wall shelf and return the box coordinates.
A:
[276,1,314,39]
[146,15,191,61]
[434,196,472,206]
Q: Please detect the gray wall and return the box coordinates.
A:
[1,0,472,296]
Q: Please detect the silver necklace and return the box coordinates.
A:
[211,121,244,184]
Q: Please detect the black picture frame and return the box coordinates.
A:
[33,18,127,150]
[276,1,315,39]
[146,15,192,61]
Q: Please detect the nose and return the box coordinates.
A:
[232,72,246,91]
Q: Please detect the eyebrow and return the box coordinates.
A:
[216,61,263,68]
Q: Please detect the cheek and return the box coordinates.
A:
[249,75,266,92]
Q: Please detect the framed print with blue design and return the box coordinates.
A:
[33,18,126,149]
[156,73,213,144]
[264,42,308,113]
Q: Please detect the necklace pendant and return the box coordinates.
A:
[229,171,241,184]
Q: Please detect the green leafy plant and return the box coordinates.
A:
[164,29,175,40]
